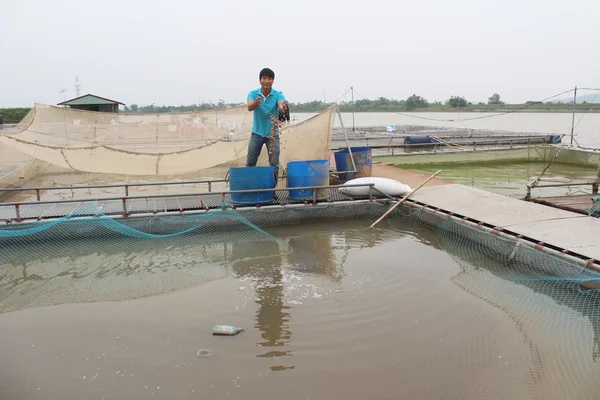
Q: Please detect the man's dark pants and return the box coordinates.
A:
[246,132,280,185]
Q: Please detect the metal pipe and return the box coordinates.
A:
[351,86,355,132]
[3,199,381,225]
[0,178,228,193]
[531,182,595,188]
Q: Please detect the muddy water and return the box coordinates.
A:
[1,219,599,399]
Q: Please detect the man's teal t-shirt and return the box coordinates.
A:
[247,88,286,137]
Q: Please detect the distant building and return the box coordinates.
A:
[58,94,125,113]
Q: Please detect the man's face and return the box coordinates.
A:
[260,76,274,90]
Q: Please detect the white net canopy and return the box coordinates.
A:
[0,103,335,177]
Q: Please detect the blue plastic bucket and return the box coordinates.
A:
[287,160,330,200]
[229,166,275,204]
[334,147,372,182]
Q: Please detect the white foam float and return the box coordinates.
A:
[338,177,412,197]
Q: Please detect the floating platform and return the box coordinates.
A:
[1,163,600,269]
[530,194,596,215]
[373,164,600,266]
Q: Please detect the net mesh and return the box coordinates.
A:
[0,104,335,195]
[407,205,600,396]
[0,204,287,314]
[0,200,388,314]
[2,196,600,392]
[1,193,600,396]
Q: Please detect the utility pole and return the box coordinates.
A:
[351,86,355,131]
[75,77,81,97]
[570,86,577,146]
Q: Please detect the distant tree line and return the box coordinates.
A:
[2,92,600,123]
[124,93,587,113]
[0,108,30,123]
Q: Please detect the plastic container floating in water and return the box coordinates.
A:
[286,160,330,200]
[334,147,372,183]
[197,349,213,357]
[212,325,245,336]
[229,166,275,205]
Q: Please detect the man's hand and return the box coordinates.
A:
[247,96,262,111]
[278,101,287,112]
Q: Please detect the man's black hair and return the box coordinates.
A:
[259,68,275,80]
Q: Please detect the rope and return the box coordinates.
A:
[529,144,569,190]
[586,196,600,217]
[574,90,600,130]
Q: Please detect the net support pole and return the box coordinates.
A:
[335,104,357,174]
[366,170,442,230]
[594,157,600,195]
[570,86,577,146]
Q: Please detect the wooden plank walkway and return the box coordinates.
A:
[530,194,596,215]
[373,165,600,262]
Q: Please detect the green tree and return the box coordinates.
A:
[446,96,467,108]
[405,94,429,111]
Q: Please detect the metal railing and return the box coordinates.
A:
[331,136,554,151]
[0,170,360,202]
[1,183,381,222]
[0,178,228,201]
[525,181,599,200]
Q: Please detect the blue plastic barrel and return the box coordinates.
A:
[287,160,330,200]
[229,166,275,204]
[404,136,438,145]
[334,147,372,182]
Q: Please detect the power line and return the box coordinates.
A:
[332,88,351,104]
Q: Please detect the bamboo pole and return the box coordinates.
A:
[366,170,442,230]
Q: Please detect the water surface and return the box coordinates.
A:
[1,218,599,399]
[406,161,597,198]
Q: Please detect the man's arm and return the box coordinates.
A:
[248,96,262,111]
[277,92,287,112]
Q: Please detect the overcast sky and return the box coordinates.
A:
[2,0,598,107]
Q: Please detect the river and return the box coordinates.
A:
[294,112,600,148]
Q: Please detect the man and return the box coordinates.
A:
[246,68,287,184]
